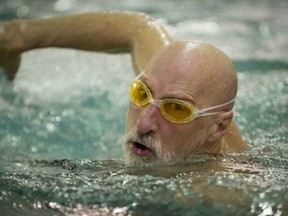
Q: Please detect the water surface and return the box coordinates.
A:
[0,0,287,215]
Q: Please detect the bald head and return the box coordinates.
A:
[145,40,238,108]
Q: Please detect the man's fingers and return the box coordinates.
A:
[0,20,22,81]
[4,55,21,81]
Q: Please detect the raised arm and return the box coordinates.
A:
[0,12,173,80]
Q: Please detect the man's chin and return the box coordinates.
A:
[124,150,186,167]
[124,152,158,167]
[125,153,193,167]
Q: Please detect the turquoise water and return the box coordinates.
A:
[0,0,288,215]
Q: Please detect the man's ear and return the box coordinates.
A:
[207,111,233,143]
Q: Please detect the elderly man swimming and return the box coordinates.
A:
[0,12,248,165]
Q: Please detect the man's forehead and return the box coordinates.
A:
[143,46,205,81]
[138,62,201,105]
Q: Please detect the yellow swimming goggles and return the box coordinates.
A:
[129,79,236,124]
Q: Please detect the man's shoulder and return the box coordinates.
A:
[222,121,248,153]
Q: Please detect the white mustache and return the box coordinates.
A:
[125,127,157,152]
[123,127,176,162]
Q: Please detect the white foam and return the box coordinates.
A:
[14,48,134,107]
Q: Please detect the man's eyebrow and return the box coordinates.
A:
[140,78,196,105]
[136,74,197,105]
[137,76,149,87]
[137,77,157,96]
[165,94,196,106]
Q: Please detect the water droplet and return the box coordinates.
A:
[31,147,37,152]
[46,123,56,132]
[16,6,29,18]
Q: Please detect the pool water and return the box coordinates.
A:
[0,0,287,215]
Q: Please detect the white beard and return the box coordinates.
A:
[122,126,207,166]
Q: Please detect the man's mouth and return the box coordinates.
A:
[131,142,154,157]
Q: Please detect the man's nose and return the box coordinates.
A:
[136,104,160,135]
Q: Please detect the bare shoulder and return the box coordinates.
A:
[222,121,249,153]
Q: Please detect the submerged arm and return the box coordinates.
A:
[0,12,173,80]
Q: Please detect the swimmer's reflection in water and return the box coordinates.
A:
[0,12,248,166]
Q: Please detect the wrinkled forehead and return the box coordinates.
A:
[141,41,210,86]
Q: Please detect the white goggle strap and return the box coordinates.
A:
[198,98,236,115]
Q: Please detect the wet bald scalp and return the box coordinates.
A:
[152,40,238,108]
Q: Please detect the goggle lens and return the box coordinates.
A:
[129,81,150,107]
[161,100,193,123]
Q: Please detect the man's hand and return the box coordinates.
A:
[0,20,23,81]
[0,52,21,81]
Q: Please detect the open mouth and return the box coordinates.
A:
[131,142,154,157]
